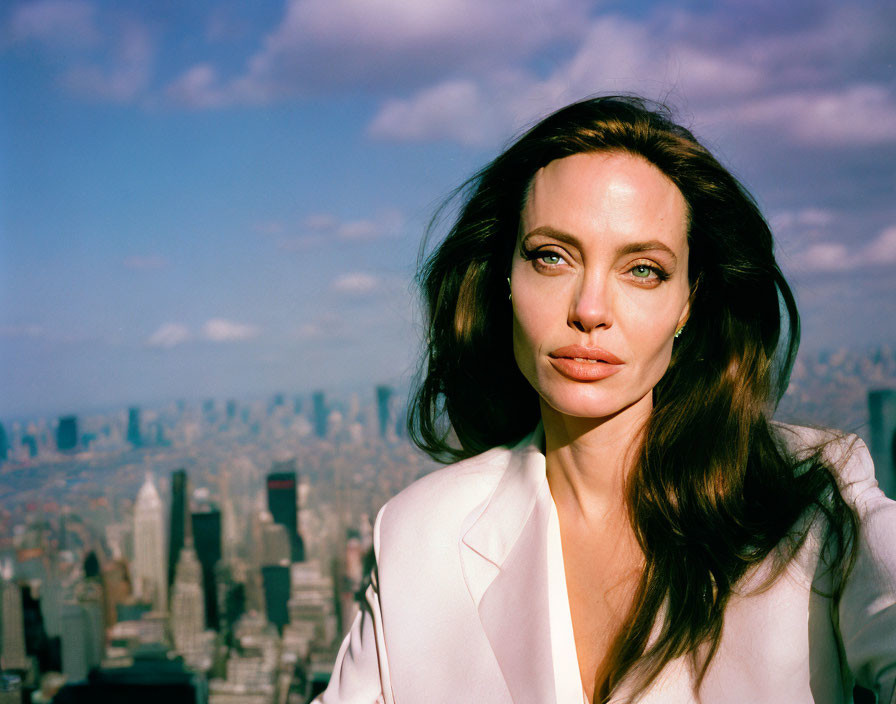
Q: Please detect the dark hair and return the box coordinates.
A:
[409,96,858,701]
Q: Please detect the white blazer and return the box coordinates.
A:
[317,424,896,703]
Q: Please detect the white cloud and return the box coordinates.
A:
[123,255,168,271]
[799,225,896,272]
[272,210,403,251]
[365,8,896,149]
[303,213,339,232]
[729,85,896,146]
[164,0,590,107]
[368,80,498,145]
[771,208,836,233]
[295,311,344,339]
[165,63,226,109]
[62,20,155,102]
[9,0,99,48]
[202,318,260,342]
[147,323,190,348]
[0,324,45,339]
[146,319,261,347]
[276,235,325,251]
[861,226,896,262]
[330,273,380,295]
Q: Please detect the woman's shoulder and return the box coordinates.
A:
[772,421,874,488]
[773,422,886,512]
[374,441,519,550]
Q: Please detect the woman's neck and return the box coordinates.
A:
[541,392,651,527]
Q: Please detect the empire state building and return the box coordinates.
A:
[133,473,167,612]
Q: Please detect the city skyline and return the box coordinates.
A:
[3,0,896,419]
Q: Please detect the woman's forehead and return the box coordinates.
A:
[520,152,689,252]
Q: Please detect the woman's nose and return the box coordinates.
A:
[569,274,612,333]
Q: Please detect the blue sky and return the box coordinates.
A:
[2,0,895,419]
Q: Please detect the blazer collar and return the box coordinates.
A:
[460,424,558,704]
[462,423,548,569]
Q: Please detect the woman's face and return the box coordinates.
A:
[510,151,691,422]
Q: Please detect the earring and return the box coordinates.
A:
[507,277,512,301]
[674,326,684,339]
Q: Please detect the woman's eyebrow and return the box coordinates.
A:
[521,225,582,247]
[522,226,678,262]
[616,241,677,261]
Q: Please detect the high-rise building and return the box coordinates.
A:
[170,538,206,658]
[266,464,304,562]
[260,565,290,634]
[84,551,100,579]
[21,434,38,458]
[0,560,27,671]
[60,582,104,683]
[869,389,896,499]
[375,385,392,439]
[127,407,142,447]
[191,508,221,629]
[56,415,78,451]
[60,569,105,681]
[0,422,8,462]
[341,529,364,633]
[259,518,291,567]
[288,560,338,664]
[214,562,244,647]
[168,469,187,589]
[312,391,327,438]
[101,559,131,627]
[133,474,167,611]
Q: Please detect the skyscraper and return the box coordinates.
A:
[375,385,392,439]
[267,463,304,562]
[312,391,327,438]
[170,538,206,658]
[56,415,78,451]
[0,422,7,462]
[260,565,290,634]
[0,560,27,671]
[191,508,221,629]
[133,474,167,612]
[869,389,896,499]
[126,407,142,447]
[168,469,187,589]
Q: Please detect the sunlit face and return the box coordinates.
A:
[510,151,691,422]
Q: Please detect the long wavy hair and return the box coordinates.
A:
[408,96,859,701]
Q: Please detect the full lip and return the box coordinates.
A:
[547,345,624,382]
[548,345,623,364]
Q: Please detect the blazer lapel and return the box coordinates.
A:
[460,426,558,704]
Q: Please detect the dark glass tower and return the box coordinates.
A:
[190,508,221,629]
[261,565,290,634]
[266,462,304,562]
[57,415,78,451]
[869,389,896,499]
[376,385,392,439]
[126,407,141,447]
[312,391,327,438]
[167,469,187,589]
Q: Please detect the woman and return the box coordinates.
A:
[318,97,896,703]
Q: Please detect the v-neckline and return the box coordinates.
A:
[547,496,592,703]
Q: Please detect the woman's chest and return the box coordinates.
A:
[556,516,643,698]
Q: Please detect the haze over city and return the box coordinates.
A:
[2,0,895,421]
